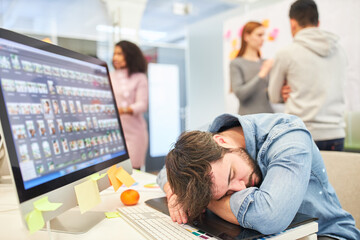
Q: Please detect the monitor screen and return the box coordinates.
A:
[0,28,131,213]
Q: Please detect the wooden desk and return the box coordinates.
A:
[0,171,317,240]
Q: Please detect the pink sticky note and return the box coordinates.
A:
[224,30,231,39]
[238,26,244,37]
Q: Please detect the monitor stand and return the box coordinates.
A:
[47,209,105,234]
[0,175,12,184]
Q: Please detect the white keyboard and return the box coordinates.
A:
[117,205,218,240]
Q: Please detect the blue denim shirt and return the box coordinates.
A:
[157,113,360,239]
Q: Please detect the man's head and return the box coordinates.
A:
[166,130,262,222]
[289,0,319,37]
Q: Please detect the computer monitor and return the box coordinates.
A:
[0,28,132,233]
[0,134,12,183]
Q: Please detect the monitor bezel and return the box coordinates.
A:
[0,28,130,203]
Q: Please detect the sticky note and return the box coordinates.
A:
[33,196,62,211]
[105,211,121,218]
[107,165,122,191]
[25,196,62,234]
[144,183,159,189]
[238,26,244,37]
[116,167,135,187]
[268,28,279,41]
[74,180,101,214]
[90,172,107,181]
[224,30,231,39]
[262,19,270,28]
[25,209,44,234]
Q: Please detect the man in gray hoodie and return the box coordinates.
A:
[268,0,346,151]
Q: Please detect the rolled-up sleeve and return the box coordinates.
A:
[156,165,168,191]
[230,129,313,234]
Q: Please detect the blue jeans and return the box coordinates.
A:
[315,138,344,151]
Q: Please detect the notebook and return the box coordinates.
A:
[145,197,317,240]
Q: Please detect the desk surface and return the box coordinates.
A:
[0,170,318,240]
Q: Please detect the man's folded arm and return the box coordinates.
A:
[207,195,239,225]
[230,132,313,234]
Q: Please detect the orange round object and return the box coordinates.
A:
[120,189,140,206]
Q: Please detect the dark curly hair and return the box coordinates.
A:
[115,40,147,76]
[166,130,230,223]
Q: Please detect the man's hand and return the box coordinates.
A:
[281,80,291,102]
[163,182,188,224]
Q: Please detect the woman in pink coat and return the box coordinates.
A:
[110,41,148,169]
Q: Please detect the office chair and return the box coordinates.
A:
[320,150,360,229]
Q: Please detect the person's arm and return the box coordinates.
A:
[281,81,291,103]
[129,73,148,115]
[156,166,188,223]
[268,51,289,103]
[230,60,267,102]
[229,130,313,234]
[207,195,239,225]
[156,165,168,190]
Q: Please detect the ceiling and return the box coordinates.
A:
[141,0,241,43]
[0,0,245,44]
[0,0,243,44]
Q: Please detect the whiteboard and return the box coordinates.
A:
[223,0,360,113]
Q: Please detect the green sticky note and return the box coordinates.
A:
[90,172,107,181]
[74,179,101,214]
[25,209,45,234]
[33,196,62,211]
[105,211,121,218]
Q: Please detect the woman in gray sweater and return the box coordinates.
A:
[230,21,274,115]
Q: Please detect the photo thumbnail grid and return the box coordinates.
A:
[0,47,125,184]
[1,53,109,86]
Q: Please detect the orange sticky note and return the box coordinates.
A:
[116,167,135,187]
[107,165,122,191]
[74,180,101,214]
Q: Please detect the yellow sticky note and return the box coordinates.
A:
[116,167,135,187]
[105,211,121,218]
[262,19,270,28]
[33,196,62,211]
[90,172,107,181]
[144,183,159,189]
[74,180,101,214]
[107,165,122,191]
[25,209,44,234]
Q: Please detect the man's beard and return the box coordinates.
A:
[233,147,263,188]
